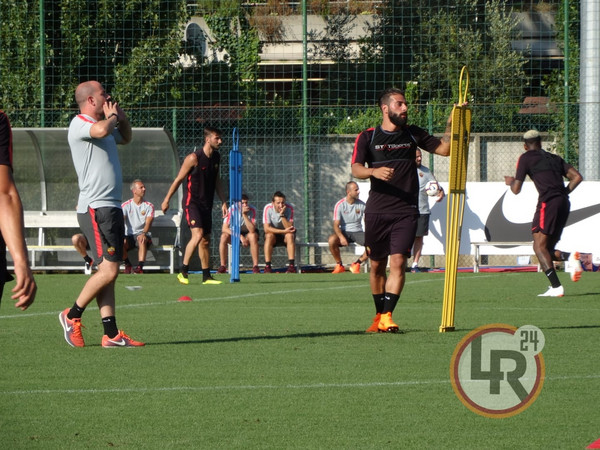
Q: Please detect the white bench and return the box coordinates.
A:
[15,211,181,273]
[296,242,368,273]
[470,241,537,273]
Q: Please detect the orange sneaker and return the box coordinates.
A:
[378,312,400,333]
[59,308,85,347]
[332,264,346,274]
[102,330,145,347]
[569,251,583,282]
[365,313,381,333]
[349,262,361,274]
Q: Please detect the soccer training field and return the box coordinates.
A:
[1,270,598,449]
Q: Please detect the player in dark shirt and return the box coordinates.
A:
[351,88,456,333]
[162,126,228,285]
[505,129,583,297]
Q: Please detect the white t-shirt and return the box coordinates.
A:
[122,199,155,236]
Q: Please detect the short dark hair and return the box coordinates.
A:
[377,88,405,108]
[204,126,222,140]
[241,193,249,201]
[272,191,286,201]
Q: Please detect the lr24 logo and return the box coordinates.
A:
[450,324,545,418]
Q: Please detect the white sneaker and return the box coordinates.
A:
[84,262,92,275]
[538,285,564,297]
[567,252,583,282]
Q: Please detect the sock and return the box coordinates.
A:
[336,261,343,266]
[68,303,86,320]
[138,261,145,269]
[411,262,418,268]
[181,264,189,276]
[288,259,295,266]
[382,293,400,314]
[557,251,570,261]
[265,262,272,267]
[372,294,385,314]
[544,268,562,288]
[355,259,362,265]
[124,258,132,267]
[102,316,119,339]
[84,255,93,264]
[202,268,211,280]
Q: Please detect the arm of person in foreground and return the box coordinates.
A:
[0,165,36,310]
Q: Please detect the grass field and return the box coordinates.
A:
[1,270,599,449]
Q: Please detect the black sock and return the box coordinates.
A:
[355,259,362,265]
[84,255,93,264]
[102,316,119,339]
[68,303,86,320]
[124,258,132,267]
[265,262,272,267]
[138,261,145,269]
[557,252,570,261]
[382,293,400,314]
[288,259,295,266]
[373,294,385,314]
[202,268,211,280]
[181,264,189,276]
[544,268,562,288]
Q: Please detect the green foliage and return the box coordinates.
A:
[204,9,262,103]
[541,0,580,163]
[412,0,529,132]
[1,0,189,127]
[0,1,44,125]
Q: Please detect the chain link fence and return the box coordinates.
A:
[1,1,597,270]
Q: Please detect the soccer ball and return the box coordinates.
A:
[425,180,439,196]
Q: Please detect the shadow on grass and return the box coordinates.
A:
[153,330,372,346]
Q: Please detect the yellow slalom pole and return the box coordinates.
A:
[440,66,471,333]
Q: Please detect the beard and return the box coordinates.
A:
[389,111,408,127]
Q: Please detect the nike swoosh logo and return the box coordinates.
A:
[65,325,73,332]
[108,339,127,346]
[484,191,600,244]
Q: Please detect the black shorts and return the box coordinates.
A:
[184,203,213,235]
[415,214,430,238]
[342,230,365,246]
[125,233,153,249]
[272,232,295,247]
[365,212,418,261]
[532,196,570,240]
[78,207,124,264]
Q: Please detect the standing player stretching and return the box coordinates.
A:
[60,81,144,347]
[504,129,583,297]
[351,88,455,333]
[162,126,228,285]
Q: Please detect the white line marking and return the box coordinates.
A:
[2,374,599,396]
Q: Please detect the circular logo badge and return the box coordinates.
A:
[450,323,545,418]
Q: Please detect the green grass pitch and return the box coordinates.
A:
[1,270,599,449]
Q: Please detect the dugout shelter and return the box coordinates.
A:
[9,127,181,271]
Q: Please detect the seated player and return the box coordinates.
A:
[262,191,296,273]
[328,181,368,274]
[122,179,154,274]
[217,194,260,274]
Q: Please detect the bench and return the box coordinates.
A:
[296,242,368,273]
[14,210,181,273]
[470,241,537,273]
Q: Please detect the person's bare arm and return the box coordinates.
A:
[0,165,36,310]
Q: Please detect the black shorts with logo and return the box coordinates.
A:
[78,207,124,264]
[365,212,418,260]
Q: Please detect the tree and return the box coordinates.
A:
[1,0,189,127]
